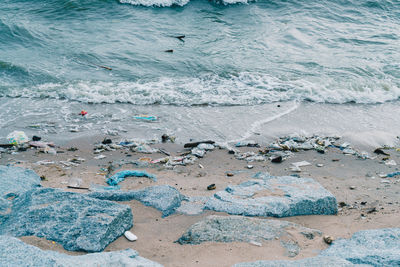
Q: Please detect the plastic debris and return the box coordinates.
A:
[235,140,258,147]
[184,140,215,148]
[133,115,157,122]
[107,170,156,186]
[7,131,29,145]
[68,178,83,188]
[79,110,88,116]
[191,147,206,158]
[292,161,311,168]
[124,231,137,242]
[197,143,215,150]
[386,171,400,178]
[385,160,397,166]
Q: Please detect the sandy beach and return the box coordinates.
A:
[1,133,399,267]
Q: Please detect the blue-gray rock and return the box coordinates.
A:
[88,185,185,217]
[232,228,400,267]
[176,196,208,215]
[0,166,41,212]
[177,215,321,257]
[321,228,400,266]
[205,173,337,217]
[0,188,133,252]
[0,235,163,267]
[232,256,357,267]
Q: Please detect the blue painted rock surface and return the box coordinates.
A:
[321,228,400,266]
[0,166,41,212]
[205,174,337,217]
[0,187,133,252]
[89,185,185,217]
[0,235,163,267]
[232,256,357,267]
[177,215,321,257]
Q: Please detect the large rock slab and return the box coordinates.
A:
[0,235,163,267]
[205,173,337,217]
[0,166,41,212]
[321,228,400,266]
[88,185,185,217]
[0,188,133,252]
[177,215,321,257]
[232,228,400,266]
[232,256,357,267]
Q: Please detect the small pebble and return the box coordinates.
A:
[271,156,282,163]
[316,163,324,167]
[323,236,334,245]
[226,173,234,177]
[349,186,356,190]
[124,231,137,242]
[246,165,253,169]
[207,184,216,190]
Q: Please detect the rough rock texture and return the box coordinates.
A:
[232,228,400,267]
[321,228,400,266]
[232,256,357,267]
[176,196,208,215]
[0,166,41,212]
[88,185,185,217]
[205,173,337,217]
[177,215,321,257]
[0,188,133,252]
[0,235,163,267]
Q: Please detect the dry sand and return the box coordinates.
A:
[2,135,400,267]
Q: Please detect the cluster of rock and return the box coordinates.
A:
[0,166,162,266]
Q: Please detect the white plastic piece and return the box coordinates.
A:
[124,231,137,242]
[292,161,311,168]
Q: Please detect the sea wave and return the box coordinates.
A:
[4,73,400,106]
[118,0,252,7]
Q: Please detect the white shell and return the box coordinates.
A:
[124,231,137,242]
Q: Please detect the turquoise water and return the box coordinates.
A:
[0,0,399,145]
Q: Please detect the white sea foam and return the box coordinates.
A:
[118,0,252,7]
[119,0,190,7]
[10,72,400,106]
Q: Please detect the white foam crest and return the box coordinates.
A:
[118,0,252,7]
[119,0,189,7]
[10,72,400,106]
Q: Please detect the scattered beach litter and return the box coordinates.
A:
[133,115,157,122]
[107,170,157,186]
[7,131,29,145]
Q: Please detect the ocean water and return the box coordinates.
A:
[1,0,399,146]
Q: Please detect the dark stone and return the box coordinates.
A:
[207,184,216,190]
[271,156,282,163]
[32,136,41,141]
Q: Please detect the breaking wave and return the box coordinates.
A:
[118,0,252,7]
[5,73,400,106]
